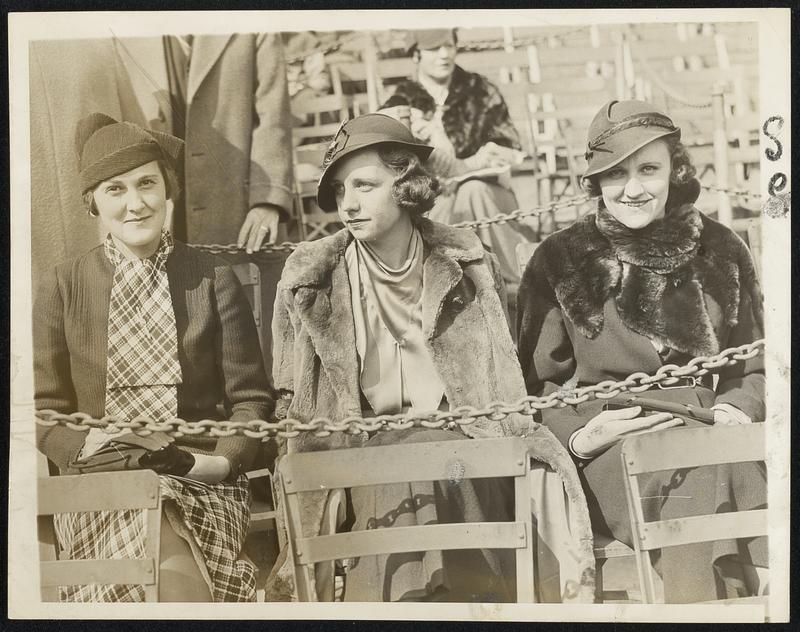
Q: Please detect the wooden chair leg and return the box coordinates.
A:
[595,558,605,603]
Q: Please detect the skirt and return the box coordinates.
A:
[53,473,256,602]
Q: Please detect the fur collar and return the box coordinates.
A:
[280,218,485,291]
[595,203,702,272]
[381,64,521,158]
[534,202,762,358]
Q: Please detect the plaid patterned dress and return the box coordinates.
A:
[53,233,257,602]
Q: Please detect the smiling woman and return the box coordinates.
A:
[34,113,274,602]
[517,100,768,602]
[89,161,171,259]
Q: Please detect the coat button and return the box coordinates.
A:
[450,295,465,309]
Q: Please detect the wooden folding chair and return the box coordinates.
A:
[37,468,162,601]
[278,437,537,602]
[621,424,768,605]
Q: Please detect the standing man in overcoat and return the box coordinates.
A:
[163,33,294,250]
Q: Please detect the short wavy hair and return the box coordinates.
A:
[581,140,697,203]
[376,145,440,217]
[83,159,181,217]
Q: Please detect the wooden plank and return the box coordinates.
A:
[593,534,634,560]
[622,425,764,475]
[280,437,529,493]
[38,470,160,515]
[41,559,156,587]
[295,522,525,564]
[638,509,768,551]
[38,515,60,601]
[514,461,535,602]
[292,124,341,142]
[529,105,597,123]
[291,94,352,117]
[142,503,161,602]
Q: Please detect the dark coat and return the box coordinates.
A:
[181,34,294,243]
[382,64,521,158]
[29,38,147,292]
[517,205,765,431]
[34,241,274,476]
[516,204,765,559]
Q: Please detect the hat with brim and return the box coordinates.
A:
[76,112,184,194]
[316,113,434,212]
[583,100,681,178]
[407,29,457,55]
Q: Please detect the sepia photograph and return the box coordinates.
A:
[7,8,791,622]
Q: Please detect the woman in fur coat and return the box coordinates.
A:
[268,113,596,603]
[517,100,767,602]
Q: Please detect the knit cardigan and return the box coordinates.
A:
[34,240,274,475]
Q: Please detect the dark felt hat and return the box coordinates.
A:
[76,113,184,193]
[583,100,681,178]
[407,28,457,55]
[316,113,434,212]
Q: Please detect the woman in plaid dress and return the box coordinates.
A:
[34,114,275,602]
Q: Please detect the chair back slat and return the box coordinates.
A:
[38,470,161,515]
[622,425,765,475]
[37,468,162,601]
[638,509,768,551]
[280,437,529,493]
[295,521,525,564]
[280,437,539,601]
[40,559,156,588]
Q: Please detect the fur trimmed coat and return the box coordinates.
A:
[382,64,521,158]
[517,203,764,425]
[267,218,595,602]
[516,202,766,594]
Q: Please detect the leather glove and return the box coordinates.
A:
[69,432,195,476]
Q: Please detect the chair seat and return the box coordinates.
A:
[593,533,634,559]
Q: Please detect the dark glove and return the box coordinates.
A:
[69,432,194,476]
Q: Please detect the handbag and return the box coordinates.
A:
[69,432,195,476]
[602,395,716,424]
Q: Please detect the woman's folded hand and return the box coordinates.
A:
[569,406,684,459]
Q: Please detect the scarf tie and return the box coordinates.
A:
[104,231,183,422]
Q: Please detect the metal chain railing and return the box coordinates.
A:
[35,340,764,439]
[192,183,760,255]
[701,184,762,205]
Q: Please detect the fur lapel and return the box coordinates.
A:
[278,220,486,399]
[417,219,485,339]
[537,205,759,358]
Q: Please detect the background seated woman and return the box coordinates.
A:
[517,100,767,602]
[267,113,594,603]
[34,114,274,602]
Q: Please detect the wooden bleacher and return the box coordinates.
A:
[286,22,761,240]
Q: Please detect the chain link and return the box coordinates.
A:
[34,340,764,439]
[701,184,763,204]
[191,242,299,255]
[190,186,758,255]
